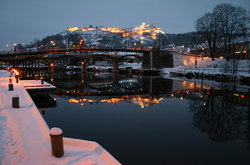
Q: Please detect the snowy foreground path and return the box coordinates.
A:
[0,70,120,165]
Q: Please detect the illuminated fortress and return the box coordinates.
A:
[67,22,165,40]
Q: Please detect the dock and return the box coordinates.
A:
[0,70,120,165]
[21,79,56,92]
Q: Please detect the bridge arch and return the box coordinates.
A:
[49,55,83,69]
[115,55,145,69]
[82,54,115,71]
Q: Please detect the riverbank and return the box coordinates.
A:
[0,70,120,165]
[162,54,250,84]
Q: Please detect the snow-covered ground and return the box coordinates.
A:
[0,70,120,165]
[163,53,250,77]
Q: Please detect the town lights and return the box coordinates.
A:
[50,41,55,46]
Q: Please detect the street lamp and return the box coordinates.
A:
[13,43,17,51]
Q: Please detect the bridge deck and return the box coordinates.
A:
[0,48,151,56]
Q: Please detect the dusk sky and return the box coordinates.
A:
[0,0,249,50]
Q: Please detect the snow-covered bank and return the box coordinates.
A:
[163,53,250,77]
[0,71,120,165]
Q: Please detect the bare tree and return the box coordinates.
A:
[196,3,248,62]
[213,3,248,61]
[196,13,219,60]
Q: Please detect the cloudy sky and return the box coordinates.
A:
[0,0,249,50]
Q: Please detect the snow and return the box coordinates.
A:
[163,53,250,77]
[21,80,56,90]
[50,127,63,136]
[0,70,120,165]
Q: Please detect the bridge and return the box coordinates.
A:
[0,48,173,71]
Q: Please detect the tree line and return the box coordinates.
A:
[196,3,249,60]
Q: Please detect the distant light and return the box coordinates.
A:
[219,56,224,59]
[240,95,244,98]
[242,50,247,53]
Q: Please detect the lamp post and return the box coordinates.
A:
[13,43,17,51]
[66,28,69,50]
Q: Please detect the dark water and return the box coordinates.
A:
[27,71,250,165]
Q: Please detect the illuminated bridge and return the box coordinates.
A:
[0,48,173,70]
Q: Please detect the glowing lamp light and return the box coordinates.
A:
[240,95,244,98]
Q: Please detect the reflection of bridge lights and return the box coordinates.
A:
[180,96,183,100]
[171,94,174,98]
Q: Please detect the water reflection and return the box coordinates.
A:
[21,70,250,164]
[66,95,164,109]
[189,87,248,140]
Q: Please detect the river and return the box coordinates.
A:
[24,70,250,165]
